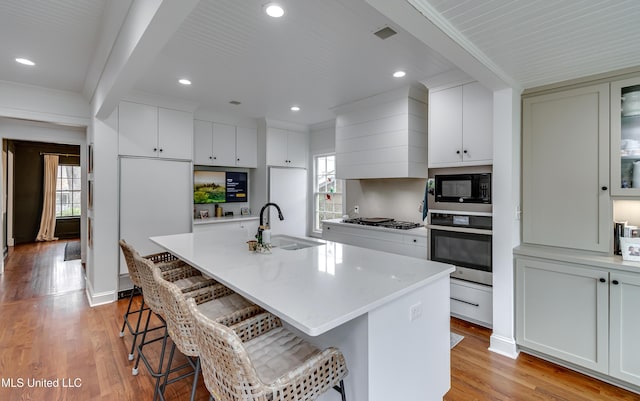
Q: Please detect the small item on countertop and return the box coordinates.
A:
[247,240,257,251]
[262,227,272,245]
[216,205,223,217]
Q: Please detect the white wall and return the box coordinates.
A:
[346,179,426,223]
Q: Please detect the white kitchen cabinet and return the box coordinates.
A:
[266,127,308,168]
[322,220,427,259]
[235,126,258,168]
[192,218,259,241]
[194,120,257,168]
[450,278,492,328]
[118,101,193,160]
[522,83,611,252]
[428,82,493,167]
[609,271,640,386]
[516,255,640,388]
[515,257,609,374]
[611,76,640,196]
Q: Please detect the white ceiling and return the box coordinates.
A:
[3,0,640,125]
[132,0,455,124]
[0,0,106,92]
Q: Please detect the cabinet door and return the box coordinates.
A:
[118,101,158,157]
[158,108,193,160]
[515,258,609,373]
[212,123,237,166]
[522,84,610,252]
[611,77,640,196]
[194,120,213,165]
[286,131,308,168]
[462,82,493,164]
[236,126,257,168]
[266,128,289,166]
[429,86,463,166]
[609,271,640,386]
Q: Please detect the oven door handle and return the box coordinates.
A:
[450,297,480,307]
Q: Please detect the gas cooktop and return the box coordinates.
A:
[342,217,422,230]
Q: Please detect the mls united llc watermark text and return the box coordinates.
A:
[1,377,82,388]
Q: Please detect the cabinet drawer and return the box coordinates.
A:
[404,235,427,247]
[450,278,492,328]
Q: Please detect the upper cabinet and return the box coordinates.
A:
[429,82,493,167]
[194,120,257,168]
[334,84,428,179]
[522,84,610,252]
[611,76,640,196]
[118,101,193,160]
[266,127,308,168]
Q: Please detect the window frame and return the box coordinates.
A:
[55,164,82,218]
[311,153,344,235]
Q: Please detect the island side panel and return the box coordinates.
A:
[284,313,369,401]
[368,275,451,401]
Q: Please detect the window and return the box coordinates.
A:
[313,154,343,233]
[56,165,81,217]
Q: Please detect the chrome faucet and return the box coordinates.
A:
[257,202,284,243]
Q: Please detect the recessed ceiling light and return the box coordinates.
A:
[393,70,406,78]
[178,78,192,85]
[290,106,300,112]
[15,58,35,66]
[264,3,285,18]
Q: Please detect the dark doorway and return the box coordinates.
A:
[10,140,80,244]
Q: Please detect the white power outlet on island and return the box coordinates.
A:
[409,302,423,322]
[354,205,359,214]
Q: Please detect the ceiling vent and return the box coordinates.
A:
[373,26,397,40]
[229,100,242,105]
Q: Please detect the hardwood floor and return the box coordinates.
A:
[0,241,638,401]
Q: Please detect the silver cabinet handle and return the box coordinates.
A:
[451,297,479,307]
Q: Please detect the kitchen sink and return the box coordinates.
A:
[270,235,323,250]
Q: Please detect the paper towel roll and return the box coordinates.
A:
[633,161,640,188]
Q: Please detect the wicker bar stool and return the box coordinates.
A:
[154,267,263,401]
[131,252,219,401]
[119,239,190,361]
[188,298,349,401]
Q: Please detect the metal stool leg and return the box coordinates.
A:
[119,287,137,337]
[127,297,146,360]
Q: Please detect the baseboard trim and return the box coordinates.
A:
[489,333,519,359]
[85,278,116,307]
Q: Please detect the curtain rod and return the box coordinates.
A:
[39,152,79,157]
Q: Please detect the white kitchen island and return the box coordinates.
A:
[151,231,455,401]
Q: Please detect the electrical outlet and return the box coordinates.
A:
[409,302,422,322]
[354,205,359,214]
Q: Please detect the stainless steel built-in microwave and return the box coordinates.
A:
[434,173,491,204]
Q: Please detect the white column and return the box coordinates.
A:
[489,87,521,358]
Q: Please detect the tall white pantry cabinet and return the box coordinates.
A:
[117,101,194,279]
[517,78,640,391]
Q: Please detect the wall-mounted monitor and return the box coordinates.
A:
[194,170,248,204]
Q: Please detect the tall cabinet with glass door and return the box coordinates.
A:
[612,77,640,196]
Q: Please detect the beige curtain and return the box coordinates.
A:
[36,154,59,241]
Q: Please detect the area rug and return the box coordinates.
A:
[64,241,81,261]
[450,332,464,349]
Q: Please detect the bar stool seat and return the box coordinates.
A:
[189,300,349,401]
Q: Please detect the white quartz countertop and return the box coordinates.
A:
[150,231,453,336]
[323,218,428,237]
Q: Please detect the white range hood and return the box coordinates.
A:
[333,84,428,179]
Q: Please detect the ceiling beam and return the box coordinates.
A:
[91,0,200,119]
[366,0,520,92]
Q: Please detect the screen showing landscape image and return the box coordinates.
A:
[194,171,226,204]
[194,171,248,204]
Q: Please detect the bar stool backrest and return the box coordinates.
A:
[119,239,142,288]
[133,251,165,316]
[187,298,267,401]
[154,268,200,357]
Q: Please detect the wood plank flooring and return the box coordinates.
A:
[0,241,638,401]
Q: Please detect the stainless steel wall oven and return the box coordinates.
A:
[428,212,492,286]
